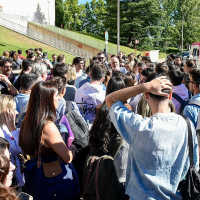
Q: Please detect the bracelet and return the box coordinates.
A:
[109,94,117,103]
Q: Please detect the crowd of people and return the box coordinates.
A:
[0,47,199,200]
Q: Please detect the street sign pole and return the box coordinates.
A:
[105,31,109,54]
[135,40,139,57]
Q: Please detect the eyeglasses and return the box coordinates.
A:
[187,78,199,87]
[4,65,12,68]
[98,57,104,60]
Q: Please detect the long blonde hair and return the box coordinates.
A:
[0,95,15,127]
[68,65,76,80]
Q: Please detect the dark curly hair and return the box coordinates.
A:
[89,76,126,153]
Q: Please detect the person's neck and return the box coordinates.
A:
[76,66,81,73]
[194,90,200,96]
[150,101,171,115]
[90,79,101,85]
[19,89,31,95]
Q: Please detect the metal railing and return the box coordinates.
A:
[37,24,117,55]
[0,17,92,60]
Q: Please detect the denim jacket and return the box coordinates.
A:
[110,101,199,200]
[182,93,200,128]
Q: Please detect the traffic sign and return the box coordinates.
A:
[105,31,109,41]
[135,40,139,44]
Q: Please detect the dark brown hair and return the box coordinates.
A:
[0,183,18,200]
[0,154,10,184]
[19,81,58,155]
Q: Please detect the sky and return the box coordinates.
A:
[78,0,92,4]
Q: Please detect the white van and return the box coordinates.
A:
[190,42,200,68]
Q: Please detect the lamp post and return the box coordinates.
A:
[48,1,50,25]
[181,7,189,53]
[117,0,120,54]
[74,13,77,31]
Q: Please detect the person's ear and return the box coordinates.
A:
[169,90,172,100]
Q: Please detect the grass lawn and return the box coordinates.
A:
[0,25,76,64]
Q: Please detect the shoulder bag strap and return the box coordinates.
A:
[95,155,107,200]
[82,156,96,199]
[182,115,194,166]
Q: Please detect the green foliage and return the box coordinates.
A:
[80,0,107,35]
[64,0,84,30]
[54,0,200,52]
[55,0,65,28]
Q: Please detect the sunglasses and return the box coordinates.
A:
[4,65,12,68]
[98,57,104,60]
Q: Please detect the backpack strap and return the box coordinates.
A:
[172,93,184,104]
[66,101,72,112]
[95,155,107,200]
[82,156,96,199]
[182,115,194,166]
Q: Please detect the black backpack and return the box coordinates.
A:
[65,109,89,151]
[172,91,191,113]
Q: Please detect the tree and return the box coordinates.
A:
[80,0,106,35]
[64,0,84,30]
[55,0,65,27]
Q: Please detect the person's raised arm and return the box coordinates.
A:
[42,122,73,163]
[0,74,18,96]
[105,76,172,109]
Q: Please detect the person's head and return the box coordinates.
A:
[52,54,57,62]
[106,76,126,95]
[175,56,182,66]
[28,49,33,55]
[28,53,36,60]
[19,81,59,155]
[21,60,33,74]
[111,57,120,71]
[89,76,126,152]
[155,63,169,74]
[57,54,65,63]
[17,50,22,55]
[0,95,18,127]
[37,53,43,58]
[169,54,175,62]
[137,62,147,75]
[188,69,200,95]
[90,63,106,82]
[0,137,15,187]
[50,76,66,97]
[32,62,47,81]
[43,52,48,58]
[97,52,106,63]
[140,68,155,84]
[118,51,123,59]
[2,51,9,58]
[73,57,84,71]
[144,73,172,110]
[53,62,68,80]
[67,66,76,80]
[20,73,38,91]
[0,58,13,77]
[103,68,112,87]
[124,62,132,71]
[184,60,194,72]
[168,69,183,86]
[142,56,151,63]
[13,52,19,62]
[124,73,134,87]
[128,53,135,62]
